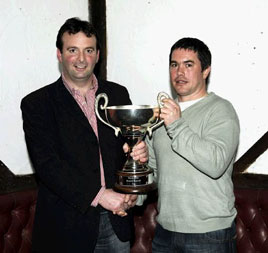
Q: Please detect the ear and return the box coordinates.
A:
[202,66,211,80]
[96,50,100,63]
[56,49,62,62]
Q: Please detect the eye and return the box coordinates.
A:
[86,48,94,54]
[185,63,193,68]
[68,48,77,53]
[170,62,178,68]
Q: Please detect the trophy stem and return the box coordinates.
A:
[114,134,157,194]
[122,134,144,172]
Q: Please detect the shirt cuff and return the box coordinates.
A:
[91,186,106,207]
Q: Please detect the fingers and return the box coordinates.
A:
[124,194,137,208]
[112,203,129,217]
[124,194,131,203]
[113,210,128,217]
[123,143,129,153]
[99,189,127,213]
[99,189,138,217]
[160,98,181,126]
[131,141,148,162]
[113,194,138,217]
[124,141,149,162]
[127,194,138,207]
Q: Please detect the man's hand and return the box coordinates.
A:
[123,141,148,163]
[124,194,138,209]
[98,189,128,217]
[160,98,181,126]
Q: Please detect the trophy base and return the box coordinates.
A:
[114,168,156,194]
[114,182,157,194]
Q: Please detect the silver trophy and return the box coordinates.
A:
[95,92,169,193]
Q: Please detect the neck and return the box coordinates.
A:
[63,74,95,96]
[178,90,208,103]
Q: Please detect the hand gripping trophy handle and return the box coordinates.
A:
[146,91,170,136]
[157,91,170,107]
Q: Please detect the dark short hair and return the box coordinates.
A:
[169,37,211,72]
[56,17,100,52]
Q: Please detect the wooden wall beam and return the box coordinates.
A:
[88,0,107,79]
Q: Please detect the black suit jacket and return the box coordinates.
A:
[21,77,133,252]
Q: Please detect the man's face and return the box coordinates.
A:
[57,31,99,84]
[169,49,210,102]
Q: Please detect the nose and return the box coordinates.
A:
[78,51,85,62]
[177,65,185,75]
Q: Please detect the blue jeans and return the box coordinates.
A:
[94,212,130,253]
[152,222,237,253]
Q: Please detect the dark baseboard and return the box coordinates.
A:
[0,160,37,194]
[233,172,268,189]
[1,160,268,195]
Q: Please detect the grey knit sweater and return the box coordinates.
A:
[147,92,240,233]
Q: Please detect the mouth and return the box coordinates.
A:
[74,63,87,71]
[74,62,87,69]
[175,79,187,85]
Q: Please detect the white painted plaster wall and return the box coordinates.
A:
[0,0,89,174]
[106,0,267,174]
[0,1,267,175]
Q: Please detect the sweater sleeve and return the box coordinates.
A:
[166,100,240,179]
[145,135,158,183]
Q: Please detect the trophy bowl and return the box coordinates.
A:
[95,92,169,194]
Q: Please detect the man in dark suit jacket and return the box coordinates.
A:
[21,17,148,253]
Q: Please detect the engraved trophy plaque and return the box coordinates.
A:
[95,92,169,193]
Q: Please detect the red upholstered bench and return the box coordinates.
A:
[0,189,37,253]
[235,188,268,252]
[1,176,268,253]
[130,187,268,253]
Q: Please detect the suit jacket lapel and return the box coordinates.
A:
[53,78,97,135]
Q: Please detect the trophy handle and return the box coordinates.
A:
[157,91,170,107]
[95,93,121,136]
[146,91,170,136]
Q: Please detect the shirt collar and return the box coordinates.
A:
[62,74,98,96]
[176,95,206,111]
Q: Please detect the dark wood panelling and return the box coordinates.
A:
[234,131,267,173]
[0,161,37,194]
[89,0,107,80]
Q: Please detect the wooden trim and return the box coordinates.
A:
[233,172,268,189]
[0,161,37,194]
[234,131,268,174]
[88,0,107,80]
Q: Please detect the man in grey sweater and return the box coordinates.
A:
[148,38,240,252]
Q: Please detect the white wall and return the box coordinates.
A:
[0,0,89,174]
[0,0,267,175]
[106,0,268,174]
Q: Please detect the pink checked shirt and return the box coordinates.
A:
[62,74,106,207]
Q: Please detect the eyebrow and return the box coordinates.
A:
[66,46,95,50]
[66,46,77,50]
[170,59,195,64]
[184,60,194,64]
